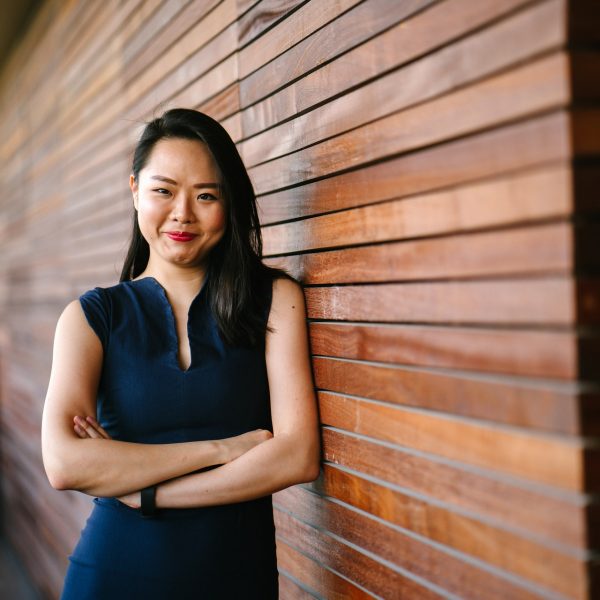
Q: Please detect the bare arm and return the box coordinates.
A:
[153,276,321,508]
[41,299,270,498]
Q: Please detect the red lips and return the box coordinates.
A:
[165,231,197,242]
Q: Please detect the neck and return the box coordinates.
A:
[138,259,208,304]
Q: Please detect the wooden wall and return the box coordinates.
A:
[0,1,598,598]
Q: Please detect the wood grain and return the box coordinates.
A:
[257,116,572,224]
[321,428,587,549]
[313,356,580,432]
[309,322,578,381]
[304,278,576,325]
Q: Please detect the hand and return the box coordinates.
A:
[117,490,141,509]
[223,429,273,462]
[73,415,111,439]
[72,416,141,508]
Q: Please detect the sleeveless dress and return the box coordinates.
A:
[60,273,278,599]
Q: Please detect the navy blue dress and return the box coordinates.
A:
[60,273,278,599]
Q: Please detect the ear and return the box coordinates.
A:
[129,174,138,211]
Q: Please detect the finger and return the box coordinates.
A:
[73,424,88,438]
[85,416,111,439]
[73,416,103,439]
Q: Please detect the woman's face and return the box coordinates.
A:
[129,137,227,271]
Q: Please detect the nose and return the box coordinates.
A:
[171,191,195,223]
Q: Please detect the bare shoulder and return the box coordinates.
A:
[59,298,94,334]
[267,275,306,331]
[54,298,103,357]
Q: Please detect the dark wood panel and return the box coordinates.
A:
[313,356,580,433]
[578,280,600,325]
[573,109,600,155]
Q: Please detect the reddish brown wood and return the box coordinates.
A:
[274,508,444,599]
[122,0,222,85]
[321,428,587,548]
[257,116,572,224]
[318,391,583,490]
[309,322,578,381]
[1,0,597,598]
[278,575,316,600]
[304,279,576,325]
[240,0,433,104]
[241,0,566,167]
[276,487,552,600]
[309,464,586,594]
[263,217,572,274]
[242,0,556,138]
[313,356,580,433]
[249,53,570,195]
[237,0,306,49]
[277,540,374,599]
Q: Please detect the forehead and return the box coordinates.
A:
[141,138,221,180]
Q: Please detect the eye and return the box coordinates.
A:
[198,192,217,201]
[153,188,170,195]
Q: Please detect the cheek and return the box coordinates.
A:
[137,202,164,239]
[209,206,227,231]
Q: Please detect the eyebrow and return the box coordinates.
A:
[149,175,220,189]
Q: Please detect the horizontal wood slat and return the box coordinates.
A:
[309,322,578,380]
[257,115,572,224]
[264,216,573,274]
[277,540,375,599]
[304,279,576,325]
[249,52,571,194]
[321,428,587,549]
[308,464,587,594]
[318,392,583,490]
[276,485,586,599]
[274,507,442,599]
[313,356,581,433]
[241,0,556,139]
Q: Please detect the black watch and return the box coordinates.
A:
[140,485,157,517]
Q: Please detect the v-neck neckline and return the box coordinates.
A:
[133,275,209,374]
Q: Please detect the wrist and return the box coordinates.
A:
[213,439,230,464]
[140,485,157,517]
[155,483,163,509]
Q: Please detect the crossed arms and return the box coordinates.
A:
[40,277,321,508]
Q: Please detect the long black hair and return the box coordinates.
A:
[121,108,291,347]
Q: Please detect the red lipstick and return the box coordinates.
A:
[166,232,197,242]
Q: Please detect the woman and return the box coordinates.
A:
[41,108,321,599]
